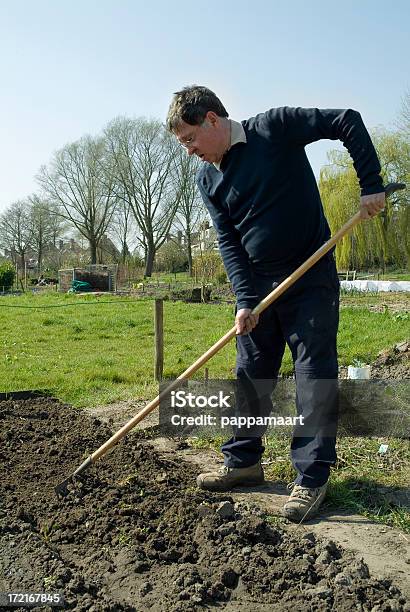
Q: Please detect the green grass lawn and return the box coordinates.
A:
[378,271,410,281]
[0,291,408,407]
[0,292,235,406]
[148,271,193,283]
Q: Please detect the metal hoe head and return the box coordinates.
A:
[55,455,93,498]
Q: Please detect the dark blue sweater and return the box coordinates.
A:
[196,107,383,310]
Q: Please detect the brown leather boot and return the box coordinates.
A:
[196,462,264,492]
[282,482,328,522]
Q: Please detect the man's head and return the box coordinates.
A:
[166,85,231,164]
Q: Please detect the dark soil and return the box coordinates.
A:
[1,398,408,611]
[370,341,410,379]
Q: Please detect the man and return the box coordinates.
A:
[166,85,385,522]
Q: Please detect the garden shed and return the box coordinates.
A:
[58,264,118,293]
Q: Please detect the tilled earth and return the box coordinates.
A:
[0,398,408,611]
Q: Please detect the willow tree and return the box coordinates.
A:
[396,89,410,135]
[319,129,409,271]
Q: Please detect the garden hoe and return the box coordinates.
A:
[55,182,406,497]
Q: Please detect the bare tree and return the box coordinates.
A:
[172,150,203,276]
[104,117,181,276]
[37,135,118,264]
[0,200,33,270]
[28,194,64,273]
[109,197,137,263]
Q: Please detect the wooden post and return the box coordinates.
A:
[154,299,164,381]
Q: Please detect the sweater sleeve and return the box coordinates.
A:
[197,182,260,310]
[265,107,384,196]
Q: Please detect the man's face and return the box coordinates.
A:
[174,111,228,164]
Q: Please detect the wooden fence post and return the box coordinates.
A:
[154,299,164,381]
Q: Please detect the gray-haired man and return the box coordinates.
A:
[166,85,385,522]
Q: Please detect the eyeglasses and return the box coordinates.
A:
[178,122,205,149]
[179,136,195,149]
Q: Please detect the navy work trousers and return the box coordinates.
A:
[222,254,340,488]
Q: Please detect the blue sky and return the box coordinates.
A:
[0,0,408,214]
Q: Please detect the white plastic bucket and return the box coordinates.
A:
[347,365,371,380]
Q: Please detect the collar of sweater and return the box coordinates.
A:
[213,119,246,171]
